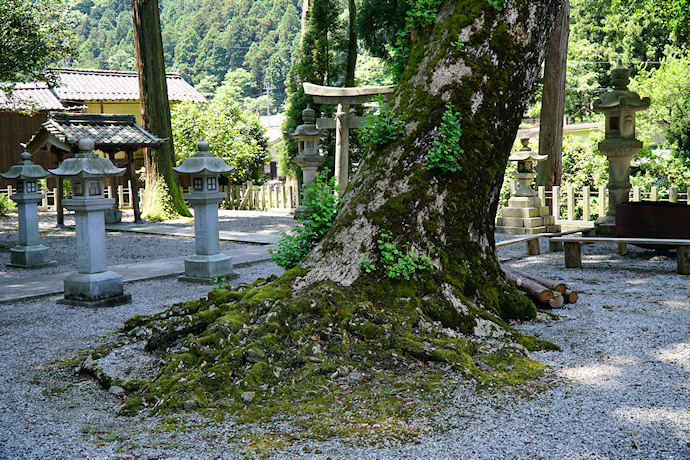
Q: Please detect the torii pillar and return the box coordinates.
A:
[303,83,395,196]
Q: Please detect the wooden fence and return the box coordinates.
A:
[0,181,299,213]
[507,179,690,227]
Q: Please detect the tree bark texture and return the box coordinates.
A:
[131,0,190,219]
[345,0,357,87]
[536,0,569,188]
[298,0,563,323]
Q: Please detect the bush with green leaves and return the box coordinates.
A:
[361,230,433,280]
[361,96,405,145]
[426,102,463,172]
[0,194,16,216]
[269,172,340,270]
[171,96,269,184]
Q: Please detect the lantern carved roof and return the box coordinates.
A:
[0,152,51,181]
[48,139,125,178]
[592,64,650,113]
[173,141,235,175]
[289,105,323,138]
[509,139,547,162]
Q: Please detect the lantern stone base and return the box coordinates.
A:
[7,244,56,268]
[496,195,557,235]
[594,215,617,237]
[104,208,122,224]
[58,271,131,307]
[179,253,237,284]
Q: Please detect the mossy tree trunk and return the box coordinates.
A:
[131,0,191,220]
[120,0,564,417]
[301,0,562,321]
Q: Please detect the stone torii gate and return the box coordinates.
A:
[303,82,395,194]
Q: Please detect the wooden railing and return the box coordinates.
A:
[506,179,690,227]
[1,181,299,212]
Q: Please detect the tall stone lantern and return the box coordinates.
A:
[289,104,325,217]
[496,138,555,236]
[0,151,56,268]
[592,63,650,236]
[49,139,130,307]
[173,140,236,283]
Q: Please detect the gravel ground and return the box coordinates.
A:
[0,219,688,459]
[0,210,295,280]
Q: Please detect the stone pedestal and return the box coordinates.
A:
[179,195,235,284]
[497,196,557,235]
[58,197,130,307]
[7,194,56,268]
[173,140,236,284]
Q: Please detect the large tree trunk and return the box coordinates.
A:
[537,0,570,188]
[120,0,563,416]
[344,0,357,87]
[131,0,191,220]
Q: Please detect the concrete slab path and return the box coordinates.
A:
[105,222,281,244]
[0,245,271,304]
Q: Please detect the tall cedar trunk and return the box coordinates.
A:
[131,0,191,219]
[299,0,562,321]
[536,0,569,188]
[345,0,357,87]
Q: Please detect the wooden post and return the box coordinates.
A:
[583,185,590,222]
[526,239,540,256]
[687,187,690,205]
[55,151,64,226]
[52,188,58,211]
[538,185,546,207]
[552,185,560,220]
[566,186,575,221]
[127,151,142,223]
[564,242,582,268]
[617,243,627,255]
[670,187,678,203]
[677,246,690,275]
[651,186,658,202]
[632,186,641,202]
[598,185,606,217]
[118,185,125,208]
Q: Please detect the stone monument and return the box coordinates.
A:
[592,63,650,236]
[49,139,131,307]
[0,151,56,268]
[496,138,556,235]
[173,141,236,283]
[289,104,325,217]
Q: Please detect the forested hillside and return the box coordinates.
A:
[67,0,301,108]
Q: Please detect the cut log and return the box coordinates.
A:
[504,266,567,294]
[564,289,578,304]
[548,292,564,308]
[503,269,554,303]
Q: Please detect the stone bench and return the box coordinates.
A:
[549,236,690,274]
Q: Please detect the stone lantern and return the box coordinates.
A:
[49,139,130,307]
[592,63,650,236]
[289,104,325,217]
[0,151,56,268]
[173,140,236,283]
[496,138,555,235]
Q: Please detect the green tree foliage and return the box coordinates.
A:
[0,0,77,83]
[170,96,270,184]
[67,0,301,109]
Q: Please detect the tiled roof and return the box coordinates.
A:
[52,68,207,103]
[26,112,167,153]
[0,82,71,111]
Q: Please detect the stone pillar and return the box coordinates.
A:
[49,139,130,307]
[334,103,350,195]
[591,63,650,236]
[174,141,236,283]
[1,152,56,268]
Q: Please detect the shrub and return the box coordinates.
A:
[269,171,340,269]
[0,194,15,216]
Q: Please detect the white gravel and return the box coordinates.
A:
[0,220,688,459]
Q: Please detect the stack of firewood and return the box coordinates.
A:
[502,265,578,308]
